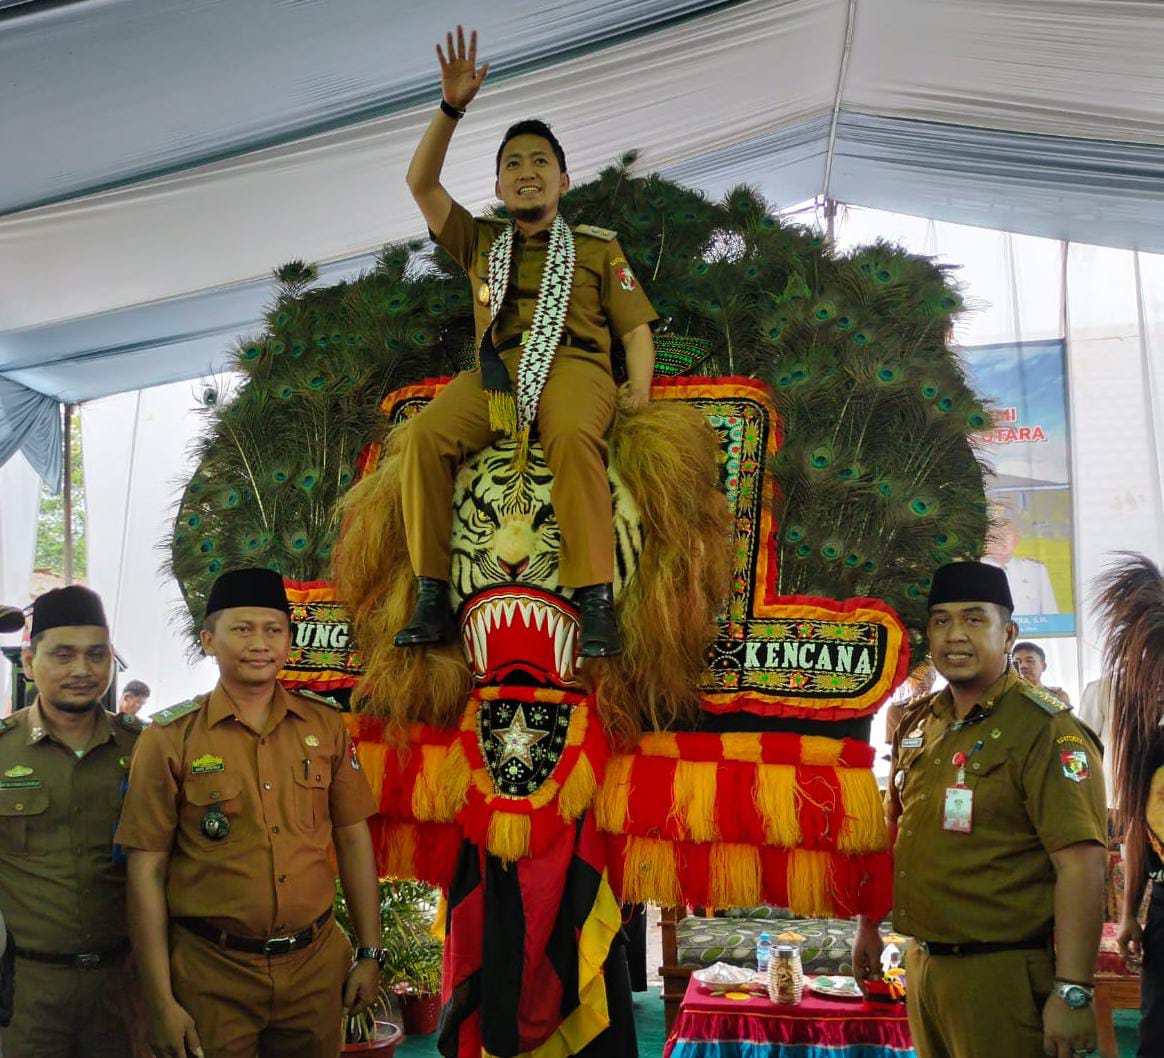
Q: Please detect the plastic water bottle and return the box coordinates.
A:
[756,932,772,974]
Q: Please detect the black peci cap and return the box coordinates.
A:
[30,586,108,638]
[927,561,1014,613]
[204,568,290,620]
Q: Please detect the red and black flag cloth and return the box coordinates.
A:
[438,813,635,1058]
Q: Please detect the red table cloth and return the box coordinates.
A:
[664,975,915,1057]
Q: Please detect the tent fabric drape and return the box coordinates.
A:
[0,378,61,490]
[5,0,1164,418]
[80,383,219,713]
[0,451,41,711]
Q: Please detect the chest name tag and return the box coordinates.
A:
[943,785,974,833]
[900,736,924,749]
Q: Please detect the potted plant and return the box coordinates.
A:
[391,930,444,1036]
[335,877,444,1045]
[378,879,444,1036]
[342,989,404,1055]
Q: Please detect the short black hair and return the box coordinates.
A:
[1013,641,1045,661]
[122,680,150,698]
[496,119,567,175]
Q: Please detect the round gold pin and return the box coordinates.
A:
[305,734,320,748]
[477,282,491,306]
[991,728,1002,739]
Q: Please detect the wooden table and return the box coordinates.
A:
[663,975,914,1057]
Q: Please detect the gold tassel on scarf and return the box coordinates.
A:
[487,390,518,437]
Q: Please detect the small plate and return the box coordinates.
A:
[693,963,754,986]
[809,975,864,999]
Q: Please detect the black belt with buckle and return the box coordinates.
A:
[494,331,598,354]
[918,936,1051,957]
[175,907,332,956]
[14,938,130,968]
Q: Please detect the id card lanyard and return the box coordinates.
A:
[942,739,983,834]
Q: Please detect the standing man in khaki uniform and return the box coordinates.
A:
[394,25,659,656]
[0,585,144,1057]
[118,568,383,1058]
[854,561,1107,1058]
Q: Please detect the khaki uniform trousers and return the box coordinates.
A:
[2,954,143,1058]
[170,919,351,1058]
[904,940,1054,1058]
[400,346,617,589]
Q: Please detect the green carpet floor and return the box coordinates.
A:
[395,992,1140,1056]
[395,990,668,1056]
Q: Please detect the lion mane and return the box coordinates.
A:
[333,398,732,747]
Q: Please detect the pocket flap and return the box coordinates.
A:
[293,762,331,790]
[0,787,48,816]
[184,773,242,806]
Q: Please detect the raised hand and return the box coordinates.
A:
[437,26,489,111]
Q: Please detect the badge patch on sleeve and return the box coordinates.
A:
[348,741,361,771]
[611,256,638,292]
[1061,749,1089,782]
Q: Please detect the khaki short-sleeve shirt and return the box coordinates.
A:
[889,669,1106,945]
[0,702,141,953]
[434,201,659,361]
[116,683,376,938]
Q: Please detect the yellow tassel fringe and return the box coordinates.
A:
[411,744,448,822]
[753,764,802,847]
[594,753,633,833]
[709,844,762,908]
[618,836,680,906]
[787,849,832,917]
[487,812,532,863]
[487,390,518,436]
[836,767,891,853]
[558,754,597,821]
[355,740,388,807]
[383,822,419,879]
[670,760,719,843]
[434,740,472,821]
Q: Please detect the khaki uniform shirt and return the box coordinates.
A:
[0,702,141,954]
[888,669,1106,945]
[436,201,659,363]
[116,683,376,938]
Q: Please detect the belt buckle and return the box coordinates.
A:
[76,953,101,969]
[262,935,297,955]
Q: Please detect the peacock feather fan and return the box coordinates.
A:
[170,160,989,666]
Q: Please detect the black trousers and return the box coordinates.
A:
[1141,884,1164,1058]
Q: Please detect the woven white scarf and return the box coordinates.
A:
[485,214,576,436]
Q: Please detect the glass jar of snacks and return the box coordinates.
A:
[768,943,804,1005]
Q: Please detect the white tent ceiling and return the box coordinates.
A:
[2,0,1164,410]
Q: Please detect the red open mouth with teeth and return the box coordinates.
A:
[459,586,581,687]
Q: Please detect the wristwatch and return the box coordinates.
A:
[1054,981,1094,1009]
[356,946,388,968]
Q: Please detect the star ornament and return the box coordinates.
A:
[491,705,549,770]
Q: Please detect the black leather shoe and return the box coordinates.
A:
[394,578,456,647]
[575,583,621,657]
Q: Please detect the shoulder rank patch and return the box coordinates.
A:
[294,689,343,711]
[152,696,207,726]
[117,713,143,733]
[1020,684,1071,716]
[574,224,617,241]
